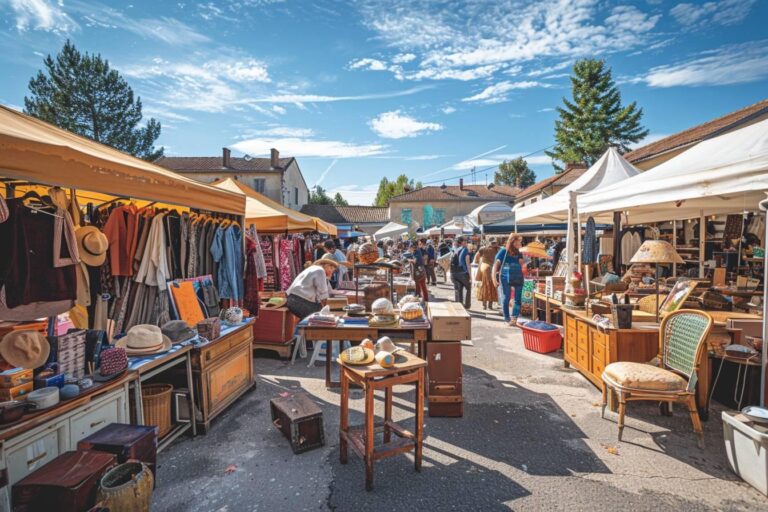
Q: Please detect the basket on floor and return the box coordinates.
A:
[141,383,173,438]
[519,323,562,354]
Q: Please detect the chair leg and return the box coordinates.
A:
[617,393,627,442]
[686,396,704,449]
[601,384,608,419]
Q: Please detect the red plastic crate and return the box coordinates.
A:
[519,324,563,354]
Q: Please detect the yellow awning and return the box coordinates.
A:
[211,178,337,235]
[0,104,245,214]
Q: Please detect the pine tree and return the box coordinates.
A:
[494,158,537,188]
[546,59,647,172]
[333,193,349,206]
[24,40,163,161]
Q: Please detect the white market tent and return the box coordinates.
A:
[374,221,408,240]
[514,147,641,223]
[468,201,514,225]
[578,118,768,224]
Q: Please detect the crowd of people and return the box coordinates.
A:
[285,233,528,327]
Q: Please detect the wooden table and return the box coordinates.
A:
[339,350,426,491]
[128,343,197,452]
[191,321,255,433]
[298,320,430,388]
[533,292,563,324]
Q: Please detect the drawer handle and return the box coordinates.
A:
[90,419,106,429]
[27,452,47,466]
[434,385,456,391]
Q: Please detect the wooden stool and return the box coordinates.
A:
[339,350,426,491]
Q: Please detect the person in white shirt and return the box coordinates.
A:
[286,258,339,320]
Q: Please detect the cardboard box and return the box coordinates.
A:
[545,276,565,297]
[0,380,33,401]
[427,302,471,341]
[327,296,348,311]
[0,367,33,388]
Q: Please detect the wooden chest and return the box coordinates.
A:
[428,302,472,341]
[12,450,116,512]
[253,307,298,343]
[363,282,391,311]
[191,323,255,433]
[426,342,464,417]
[77,423,158,477]
[269,392,325,454]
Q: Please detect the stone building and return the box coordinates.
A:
[156,148,309,210]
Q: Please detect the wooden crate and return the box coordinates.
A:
[270,392,325,454]
[427,302,471,341]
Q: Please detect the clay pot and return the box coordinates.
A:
[96,461,154,512]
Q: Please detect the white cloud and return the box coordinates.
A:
[642,41,768,88]
[452,152,552,170]
[442,106,456,114]
[670,0,755,28]
[204,59,271,82]
[392,53,416,64]
[8,0,78,33]
[355,0,661,82]
[349,58,389,71]
[232,137,388,159]
[537,107,555,112]
[528,61,571,77]
[271,105,286,115]
[462,81,550,104]
[249,126,316,137]
[247,85,432,105]
[326,184,380,206]
[314,159,337,187]
[368,110,443,139]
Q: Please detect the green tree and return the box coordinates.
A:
[495,158,537,188]
[373,174,423,207]
[333,193,349,206]
[24,40,163,160]
[546,59,647,172]
[309,186,334,205]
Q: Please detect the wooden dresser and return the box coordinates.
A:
[563,309,659,390]
[191,322,255,433]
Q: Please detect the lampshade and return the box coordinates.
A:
[520,241,550,259]
[630,240,684,264]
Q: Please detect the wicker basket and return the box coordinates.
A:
[141,383,173,438]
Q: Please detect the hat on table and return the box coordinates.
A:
[161,320,197,344]
[339,346,375,366]
[94,347,128,382]
[0,330,50,369]
[115,324,172,356]
[76,226,108,266]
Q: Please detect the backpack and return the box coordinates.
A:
[450,250,464,274]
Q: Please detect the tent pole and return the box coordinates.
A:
[672,220,678,277]
[612,211,621,273]
[699,210,705,278]
[760,198,768,407]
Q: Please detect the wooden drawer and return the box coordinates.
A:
[577,321,588,337]
[593,341,605,363]
[204,343,253,417]
[577,348,589,369]
[6,421,67,486]
[592,356,605,378]
[200,326,253,368]
[577,333,588,351]
[592,329,606,347]
[69,392,124,445]
[566,316,576,333]
[565,337,577,360]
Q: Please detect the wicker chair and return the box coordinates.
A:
[636,294,666,314]
[601,309,713,448]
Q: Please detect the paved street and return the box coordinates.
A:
[153,283,768,511]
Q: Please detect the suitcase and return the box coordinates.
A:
[12,450,116,512]
[77,423,158,478]
[363,282,390,311]
[253,307,298,343]
[270,392,325,454]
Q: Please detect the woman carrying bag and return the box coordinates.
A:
[493,234,524,326]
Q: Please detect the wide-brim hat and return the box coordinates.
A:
[76,226,108,266]
[313,257,339,268]
[161,320,197,344]
[116,324,172,356]
[0,330,50,369]
[339,346,375,366]
[521,241,550,259]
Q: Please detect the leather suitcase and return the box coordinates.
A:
[12,450,116,512]
[428,399,464,417]
[427,342,463,383]
[270,392,325,454]
[253,307,298,343]
[363,282,390,311]
[77,423,158,477]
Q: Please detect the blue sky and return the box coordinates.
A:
[1,0,766,205]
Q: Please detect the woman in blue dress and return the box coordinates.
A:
[492,235,525,325]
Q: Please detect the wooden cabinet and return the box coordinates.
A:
[563,310,659,390]
[191,323,255,433]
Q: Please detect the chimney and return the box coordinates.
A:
[222,147,231,168]
[270,148,280,169]
[459,178,464,190]
[564,161,587,173]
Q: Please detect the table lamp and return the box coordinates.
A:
[630,240,684,321]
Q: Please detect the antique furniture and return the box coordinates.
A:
[0,373,133,510]
[127,344,197,451]
[298,318,430,388]
[191,322,255,434]
[637,294,666,315]
[339,350,426,491]
[427,302,471,341]
[78,423,158,478]
[629,240,684,321]
[12,450,117,512]
[426,342,463,417]
[252,303,298,359]
[269,392,325,454]
[563,309,659,407]
[601,310,713,447]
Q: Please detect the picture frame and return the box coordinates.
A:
[659,279,698,314]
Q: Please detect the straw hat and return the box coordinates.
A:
[115,325,172,356]
[76,226,108,266]
[520,241,549,259]
[0,330,50,369]
[339,346,375,365]
[48,187,70,211]
[313,257,339,268]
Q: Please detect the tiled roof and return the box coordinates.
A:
[155,156,294,172]
[516,165,587,198]
[625,98,768,164]
[300,205,389,224]
[389,184,519,202]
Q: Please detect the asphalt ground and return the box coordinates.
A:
[152,282,768,511]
